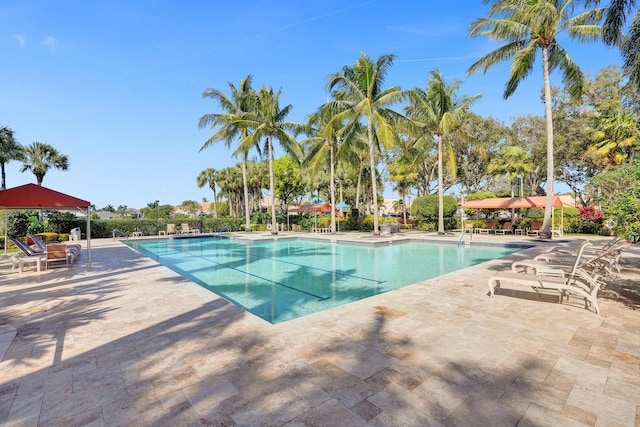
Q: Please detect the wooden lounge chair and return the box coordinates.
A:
[44,244,76,269]
[494,222,513,235]
[488,241,604,314]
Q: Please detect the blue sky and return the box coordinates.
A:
[1,0,622,209]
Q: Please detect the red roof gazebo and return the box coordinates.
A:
[0,184,93,263]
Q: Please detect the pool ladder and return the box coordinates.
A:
[458,227,472,246]
[112,228,129,241]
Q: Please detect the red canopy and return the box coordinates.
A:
[0,183,90,209]
[459,196,575,209]
[287,203,337,213]
[1,183,93,264]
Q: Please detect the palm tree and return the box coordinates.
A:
[488,146,534,198]
[328,52,406,235]
[0,126,22,190]
[236,86,304,234]
[197,168,219,218]
[405,69,480,234]
[199,75,257,231]
[468,0,605,239]
[587,110,639,167]
[588,0,640,87]
[488,146,534,220]
[303,103,359,233]
[18,141,69,185]
[387,136,420,224]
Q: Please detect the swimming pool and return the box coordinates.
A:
[126,237,520,324]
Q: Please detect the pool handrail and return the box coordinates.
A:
[112,229,129,241]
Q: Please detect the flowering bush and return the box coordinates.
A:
[577,205,604,223]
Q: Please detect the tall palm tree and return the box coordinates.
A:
[199,75,257,231]
[468,0,605,238]
[303,103,359,233]
[328,52,406,235]
[236,86,304,234]
[0,126,22,190]
[197,168,219,217]
[405,69,480,234]
[18,142,69,185]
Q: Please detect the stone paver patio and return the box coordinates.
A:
[1,232,638,426]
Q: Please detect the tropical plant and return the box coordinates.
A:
[587,0,640,88]
[488,146,534,198]
[18,141,69,185]
[197,168,219,218]
[303,102,361,233]
[586,110,639,167]
[0,126,22,190]
[405,69,480,234]
[235,86,304,233]
[469,0,606,239]
[328,52,406,234]
[199,75,258,231]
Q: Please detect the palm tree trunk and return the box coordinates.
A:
[1,163,6,190]
[329,141,336,234]
[540,45,554,240]
[268,135,278,234]
[242,156,251,231]
[437,134,445,235]
[212,185,218,218]
[356,162,363,210]
[367,119,380,235]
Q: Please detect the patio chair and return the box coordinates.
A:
[10,238,46,273]
[488,241,604,314]
[494,222,513,235]
[180,223,199,234]
[531,240,628,277]
[166,223,178,235]
[527,221,542,236]
[28,234,81,258]
[475,221,496,234]
[43,243,77,269]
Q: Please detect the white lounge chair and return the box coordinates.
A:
[488,241,604,314]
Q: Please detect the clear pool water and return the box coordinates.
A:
[126,237,519,324]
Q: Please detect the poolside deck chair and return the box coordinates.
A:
[531,240,628,278]
[527,221,542,236]
[475,222,496,234]
[488,241,604,314]
[10,238,46,273]
[28,234,81,258]
[44,243,76,269]
[166,223,178,235]
[511,241,592,276]
[180,223,199,234]
[494,222,513,235]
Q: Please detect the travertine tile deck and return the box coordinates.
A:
[0,232,638,426]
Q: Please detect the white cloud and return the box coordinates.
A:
[12,34,26,48]
[41,35,57,52]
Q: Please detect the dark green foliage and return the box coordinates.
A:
[411,195,458,221]
[46,211,80,233]
[7,211,34,238]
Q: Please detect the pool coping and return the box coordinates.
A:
[2,234,638,425]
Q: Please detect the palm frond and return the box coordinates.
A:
[504,42,538,98]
